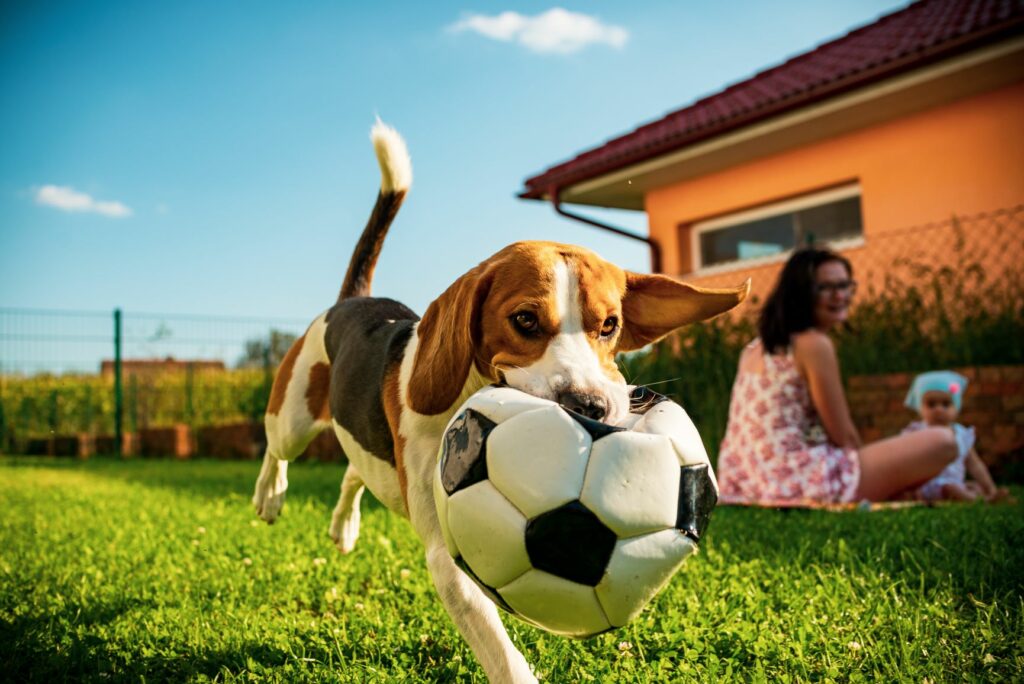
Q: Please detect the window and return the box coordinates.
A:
[690,185,863,271]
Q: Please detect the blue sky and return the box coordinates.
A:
[1,0,907,322]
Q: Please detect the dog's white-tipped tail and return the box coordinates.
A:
[371,119,412,194]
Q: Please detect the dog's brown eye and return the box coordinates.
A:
[601,316,619,337]
[512,311,539,334]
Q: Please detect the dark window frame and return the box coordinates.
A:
[686,185,864,273]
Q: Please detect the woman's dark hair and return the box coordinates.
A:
[758,247,852,354]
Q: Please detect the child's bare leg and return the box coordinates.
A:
[986,486,1013,503]
[963,482,986,498]
[940,483,979,501]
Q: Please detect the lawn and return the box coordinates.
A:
[1,457,1021,682]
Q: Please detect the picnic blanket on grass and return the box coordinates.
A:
[719,498,927,512]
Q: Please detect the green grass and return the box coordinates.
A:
[1,457,1021,682]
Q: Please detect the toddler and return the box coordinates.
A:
[903,371,1007,502]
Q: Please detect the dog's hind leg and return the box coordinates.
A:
[253,314,333,523]
[329,464,365,553]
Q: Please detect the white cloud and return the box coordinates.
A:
[34,185,132,218]
[449,8,628,54]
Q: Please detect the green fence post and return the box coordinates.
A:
[185,361,195,426]
[49,388,59,432]
[129,375,139,433]
[262,345,272,417]
[114,308,123,455]
[0,379,6,454]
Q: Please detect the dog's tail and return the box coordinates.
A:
[338,119,413,301]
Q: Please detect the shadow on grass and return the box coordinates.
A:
[1,595,462,684]
[2,612,295,683]
[0,454,390,514]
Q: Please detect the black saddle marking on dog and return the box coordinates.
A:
[324,297,418,465]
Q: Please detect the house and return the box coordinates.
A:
[520,0,1024,306]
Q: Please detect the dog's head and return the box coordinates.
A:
[409,241,749,423]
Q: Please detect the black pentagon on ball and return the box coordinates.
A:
[525,500,617,587]
[440,409,497,496]
[676,463,718,542]
[563,407,625,441]
[453,556,517,614]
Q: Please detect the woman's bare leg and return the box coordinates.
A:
[856,427,958,501]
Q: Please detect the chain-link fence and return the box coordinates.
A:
[689,204,1024,315]
[0,309,309,455]
[3,206,1021,459]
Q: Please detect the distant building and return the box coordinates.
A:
[100,357,226,378]
[521,0,1024,305]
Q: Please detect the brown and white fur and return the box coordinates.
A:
[252,121,748,683]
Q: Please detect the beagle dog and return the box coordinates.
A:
[252,122,748,683]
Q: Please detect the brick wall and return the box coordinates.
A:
[848,365,1024,463]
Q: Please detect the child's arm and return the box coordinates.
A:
[965,448,998,497]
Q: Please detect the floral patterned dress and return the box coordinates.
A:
[717,339,861,504]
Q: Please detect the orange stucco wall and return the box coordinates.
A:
[645,81,1024,307]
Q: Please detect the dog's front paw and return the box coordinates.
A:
[253,456,288,523]
[329,504,360,553]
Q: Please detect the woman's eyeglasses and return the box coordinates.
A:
[814,279,858,297]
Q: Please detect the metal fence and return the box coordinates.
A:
[688,204,1024,313]
[0,309,308,453]
[3,205,1022,457]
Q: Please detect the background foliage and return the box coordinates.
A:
[620,229,1024,462]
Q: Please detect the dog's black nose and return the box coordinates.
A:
[558,392,607,422]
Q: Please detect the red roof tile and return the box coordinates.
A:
[520,0,1024,200]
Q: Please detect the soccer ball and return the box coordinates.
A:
[433,384,718,638]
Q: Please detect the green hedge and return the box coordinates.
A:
[0,368,272,440]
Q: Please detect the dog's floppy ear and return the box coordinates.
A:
[617,273,750,351]
[407,265,492,415]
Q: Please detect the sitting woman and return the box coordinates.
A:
[716,247,958,504]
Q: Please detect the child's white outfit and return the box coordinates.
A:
[901,421,975,500]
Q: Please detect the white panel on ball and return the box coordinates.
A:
[432,466,459,558]
[580,432,680,537]
[499,569,611,637]
[635,402,717,487]
[595,529,697,627]
[457,385,554,424]
[487,406,591,519]
[447,481,532,589]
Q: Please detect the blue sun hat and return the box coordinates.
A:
[904,370,969,411]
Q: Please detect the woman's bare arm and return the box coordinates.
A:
[792,331,861,449]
